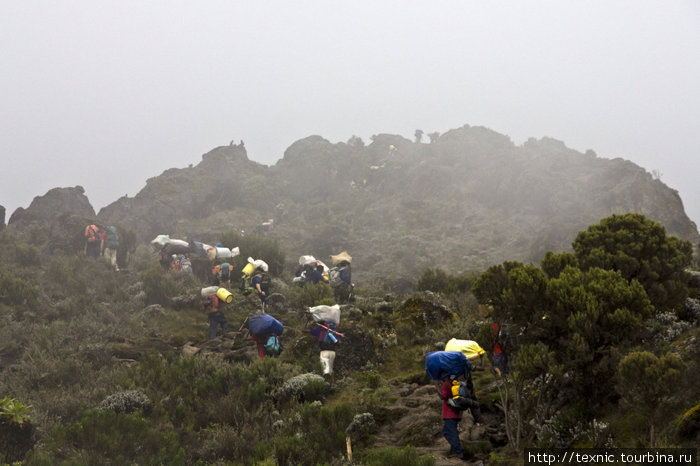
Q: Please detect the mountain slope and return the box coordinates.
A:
[11,124,698,282]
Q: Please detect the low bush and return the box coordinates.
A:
[99,390,151,414]
[274,401,355,465]
[44,409,185,464]
[287,282,335,308]
[219,231,286,276]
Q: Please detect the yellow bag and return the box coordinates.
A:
[216,287,233,303]
[242,263,255,276]
[445,338,485,361]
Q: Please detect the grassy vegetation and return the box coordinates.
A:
[0,220,698,464]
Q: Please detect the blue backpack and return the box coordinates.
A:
[425,351,470,381]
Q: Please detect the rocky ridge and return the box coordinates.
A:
[6,125,699,282]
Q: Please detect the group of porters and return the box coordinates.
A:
[151,234,488,404]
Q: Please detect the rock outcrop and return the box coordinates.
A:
[8,125,700,280]
[7,186,96,233]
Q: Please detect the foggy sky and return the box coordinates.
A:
[1,1,699,228]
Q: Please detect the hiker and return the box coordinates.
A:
[309,322,339,378]
[159,249,172,272]
[84,224,101,259]
[441,340,486,432]
[332,261,354,303]
[307,304,342,379]
[252,268,268,311]
[204,293,227,339]
[100,226,120,271]
[490,322,509,376]
[440,376,469,460]
[219,262,232,288]
[211,264,221,286]
[306,264,328,285]
[426,351,471,460]
[247,313,283,359]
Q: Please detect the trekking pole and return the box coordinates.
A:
[238,315,250,332]
[314,322,345,338]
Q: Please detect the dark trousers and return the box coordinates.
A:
[442,418,462,454]
[208,313,228,339]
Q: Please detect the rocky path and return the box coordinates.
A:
[372,381,506,465]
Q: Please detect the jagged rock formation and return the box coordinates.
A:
[8,125,700,281]
[7,186,96,232]
[0,205,5,231]
[98,144,266,242]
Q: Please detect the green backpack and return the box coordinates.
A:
[105,226,119,249]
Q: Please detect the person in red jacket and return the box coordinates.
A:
[491,322,509,376]
[440,377,468,460]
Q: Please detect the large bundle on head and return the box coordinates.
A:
[249,257,269,272]
[207,246,238,260]
[299,255,316,265]
[162,241,190,255]
[248,313,284,337]
[444,339,485,361]
[152,235,190,254]
[189,241,215,258]
[308,304,341,324]
[330,251,352,266]
[425,351,470,380]
[151,235,171,248]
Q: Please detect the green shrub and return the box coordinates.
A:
[676,403,700,443]
[417,268,476,295]
[99,390,151,414]
[46,255,89,296]
[46,409,185,464]
[274,373,329,404]
[355,371,382,389]
[0,265,38,309]
[362,446,435,466]
[275,402,355,465]
[0,397,34,464]
[15,244,41,267]
[288,282,335,308]
[219,231,285,276]
[140,266,181,305]
[0,396,31,426]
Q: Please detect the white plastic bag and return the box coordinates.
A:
[308,304,341,324]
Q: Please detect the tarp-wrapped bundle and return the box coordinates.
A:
[152,235,190,254]
[190,241,214,258]
[213,247,233,259]
[201,286,219,297]
[425,351,470,380]
[308,304,341,324]
[248,313,284,337]
[151,235,171,247]
[163,242,191,255]
[444,338,486,361]
[299,255,316,265]
[330,251,352,266]
[248,257,269,272]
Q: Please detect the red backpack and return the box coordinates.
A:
[85,225,99,242]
